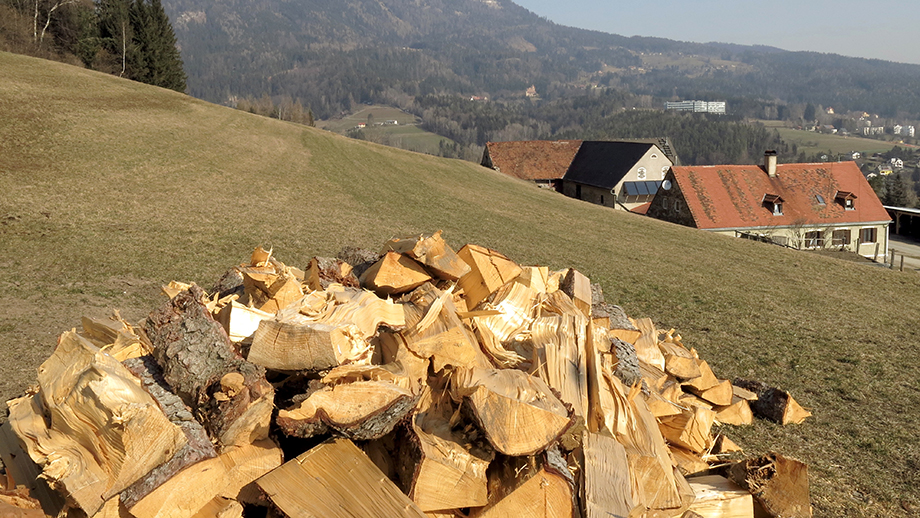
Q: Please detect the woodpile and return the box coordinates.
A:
[0,231,812,518]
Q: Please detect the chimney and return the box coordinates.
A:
[764,150,777,178]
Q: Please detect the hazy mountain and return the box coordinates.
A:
[161,0,920,120]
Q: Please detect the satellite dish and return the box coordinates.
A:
[662,180,672,190]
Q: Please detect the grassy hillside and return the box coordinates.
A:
[759,120,899,156]
[1,52,919,516]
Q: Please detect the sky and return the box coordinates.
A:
[513,0,920,65]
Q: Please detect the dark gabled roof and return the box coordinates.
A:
[483,140,583,181]
[670,161,891,230]
[563,141,659,190]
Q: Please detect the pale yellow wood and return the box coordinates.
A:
[7,332,187,516]
[515,266,548,293]
[562,268,592,317]
[216,301,272,344]
[217,439,283,504]
[686,476,754,518]
[190,497,244,518]
[669,446,710,476]
[406,388,490,512]
[468,468,573,518]
[658,341,701,380]
[621,394,684,512]
[399,283,489,371]
[631,318,665,371]
[530,313,590,419]
[257,438,428,518]
[453,368,571,456]
[361,251,432,295]
[456,244,523,309]
[583,432,635,518]
[469,281,540,368]
[731,385,758,401]
[683,360,720,393]
[128,457,227,518]
[782,395,812,425]
[658,407,716,454]
[380,231,471,281]
[688,380,734,407]
[713,397,754,426]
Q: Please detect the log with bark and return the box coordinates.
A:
[727,453,812,518]
[731,379,811,425]
[144,284,274,450]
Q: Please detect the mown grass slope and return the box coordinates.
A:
[1,51,918,517]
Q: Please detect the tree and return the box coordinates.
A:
[885,173,909,207]
[128,0,185,91]
[803,103,816,122]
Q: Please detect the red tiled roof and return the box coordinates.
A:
[631,202,652,215]
[670,161,891,230]
[484,140,582,181]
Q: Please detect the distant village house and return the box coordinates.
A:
[481,139,677,212]
[645,152,891,261]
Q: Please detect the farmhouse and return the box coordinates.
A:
[646,152,892,261]
[481,139,676,211]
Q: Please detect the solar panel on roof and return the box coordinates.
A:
[636,182,649,195]
[624,183,639,195]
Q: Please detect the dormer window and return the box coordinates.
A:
[763,194,784,215]
[835,191,857,210]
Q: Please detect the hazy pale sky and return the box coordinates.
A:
[513,0,920,65]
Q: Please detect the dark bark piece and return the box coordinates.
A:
[120,355,218,509]
[732,379,811,425]
[144,284,274,450]
[727,453,812,518]
[559,268,591,317]
[276,380,420,441]
[304,256,360,291]
[611,337,642,387]
[337,246,382,279]
[209,267,245,300]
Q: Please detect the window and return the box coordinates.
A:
[836,191,857,210]
[832,229,851,246]
[650,153,659,159]
[816,194,826,205]
[804,231,824,248]
[845,198,854,210]
[674,200,682,213]
[637,167,647,179]
[860,227,877,243]
[575,184,582,200]
[662,198,669,209]
[601,195,605,205]
[763,194,784,215]
[662,166,669,174]
[773,202,783,215]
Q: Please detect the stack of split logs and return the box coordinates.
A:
[0,231,813,518]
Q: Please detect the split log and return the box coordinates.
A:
[144,284,274,450]
[396,387,491,512]
[622,395,685,512]
[256,438,428,518]
[0,420,67,517]
[120,356,218,509]
[658,406,716,454]
[453,367,571,456]
[712,434,743,454]
[399,283,489,371]
[216,301,272,344]
[5,332,187,517]
[669,446,710,477]
[127,439,281,518]
[0,486,44,518]
[685,475,753,518]
[456,244,523,309]
[189,498,243,518]
[249,286,404,371]
[303,256,360,291]
[605,306,640,345]
[381,231,471,281]
[582,432,635,518]
[237,252,304,314]
[468,467,574,518]
[727,453,812,518]
[631,318,665,371]
[658,340,701,380]
[713,397,754,426]
[80,314,151,361]
[683,359,721,394]
[469,281,540,368]
[376,331,430,393]
[276,380,418,440]
[688,379,734,407]
[559,268,592,318]
[530,313,590,419]
[516,266,549,293]
[361,251,432,296]
[732,379,811,425]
